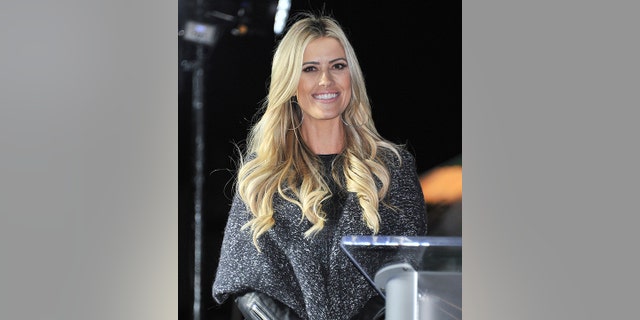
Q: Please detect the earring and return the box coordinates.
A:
[341,114,352,127]
[291,96,300,108]
[289,97,303,130]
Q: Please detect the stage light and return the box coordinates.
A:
[273,0,291,35]
[183,20,220,46]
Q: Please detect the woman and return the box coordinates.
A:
[212,12,427,320]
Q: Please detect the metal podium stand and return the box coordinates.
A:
[340,236,462,320]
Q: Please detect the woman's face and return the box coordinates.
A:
[296,37,351,125]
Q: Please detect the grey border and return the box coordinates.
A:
[464,0,639,318]
[1,1,177,319]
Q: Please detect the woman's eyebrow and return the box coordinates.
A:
[302,57,348,65]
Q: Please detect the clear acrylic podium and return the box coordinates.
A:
[340,236,462,320]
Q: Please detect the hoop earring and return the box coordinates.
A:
[289,98,303,130]
[341,114,352,127]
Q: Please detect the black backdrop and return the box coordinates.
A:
[179,1,461,318]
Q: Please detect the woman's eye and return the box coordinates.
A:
[333,63,347,70]
[302,66,317,72]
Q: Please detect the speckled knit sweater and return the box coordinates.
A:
[212,148,428,320]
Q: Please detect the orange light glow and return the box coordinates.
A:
[420,165,462,204]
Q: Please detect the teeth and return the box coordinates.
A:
[314,93,337,100]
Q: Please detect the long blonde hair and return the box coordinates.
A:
[236,12,402,250]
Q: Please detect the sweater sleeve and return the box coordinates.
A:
[211,193,307,317]
[378,148,428,236]
[211,193,255,304]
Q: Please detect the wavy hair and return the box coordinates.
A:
[235,12,403,250]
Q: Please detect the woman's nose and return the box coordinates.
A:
[319,71,333,87]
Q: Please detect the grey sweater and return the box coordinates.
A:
[212,148,428,319]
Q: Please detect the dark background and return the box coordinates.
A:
[179,0,460,318]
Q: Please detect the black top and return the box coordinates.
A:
[317,154,346,289]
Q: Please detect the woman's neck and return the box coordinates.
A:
[300,119,345,155]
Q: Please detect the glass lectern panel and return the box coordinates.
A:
[340,235,462,320]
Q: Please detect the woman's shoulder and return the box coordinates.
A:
[378,145,416,167]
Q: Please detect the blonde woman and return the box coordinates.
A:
[212,12,427,320]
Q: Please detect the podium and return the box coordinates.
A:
[340,236,462,320]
